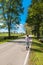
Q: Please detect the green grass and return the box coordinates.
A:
[0,33,25,44]
[28,39,43,65]
[0,39,14,44]
[0,33,22,36]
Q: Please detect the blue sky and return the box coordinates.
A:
[20,0,31,24]
[0,0,31,33]
[17,0,31,33]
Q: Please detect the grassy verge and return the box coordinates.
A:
[0,38,14,44]
[0,33,25,44]
[28,39,43,65]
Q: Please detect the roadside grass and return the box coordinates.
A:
[0,33,25,44]
[0,38,14,44]
[28,39,43,65]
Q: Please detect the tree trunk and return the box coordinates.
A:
[37,24,40,39]
[8,23,10,38]
[8,16,11,38]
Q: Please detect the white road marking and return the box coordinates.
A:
[23,49,30,65]
[23,42,32,65]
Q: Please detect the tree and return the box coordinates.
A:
[0,0,23,37]
[24,23,32,35]
[26,0,43,38]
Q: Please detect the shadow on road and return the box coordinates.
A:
[8,40,26,44]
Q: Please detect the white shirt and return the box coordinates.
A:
[25,36,29,42]
[25,36,32,43]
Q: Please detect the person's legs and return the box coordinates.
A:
[26,42,29,50]
[27,42,29,48]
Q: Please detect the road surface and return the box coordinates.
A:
[0,39,29,65]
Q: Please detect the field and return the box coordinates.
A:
[0,33,23,36]
[28,39,43,65]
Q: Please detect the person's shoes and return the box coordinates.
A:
[26,47,28,50]
[28,46,29,48]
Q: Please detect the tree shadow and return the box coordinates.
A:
[0,36,18,42]
[31,41,43,53]
[32,41,43,48]
[30,48,43,53]
[8,40,26,45]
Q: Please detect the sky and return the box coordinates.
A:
[20,0,31,24]
[17,0,31,33]
[0,0,31,33]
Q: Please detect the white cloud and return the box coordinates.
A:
[0,29,8,32]
[0,23,3,25]
[0,24,25,33]
[17,24,25,33]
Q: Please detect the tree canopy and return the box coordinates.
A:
[0,0,23,37]
[26,0,43,38]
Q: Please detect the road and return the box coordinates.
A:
[0,39,29,65]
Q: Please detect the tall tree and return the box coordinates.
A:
[0,0,23,37]
[24,23,32,35]
[26,0,43,38]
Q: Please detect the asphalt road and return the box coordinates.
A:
[0,39,28,65]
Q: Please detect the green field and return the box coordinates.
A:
[0,33,23,36]
[28,39,43,65]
